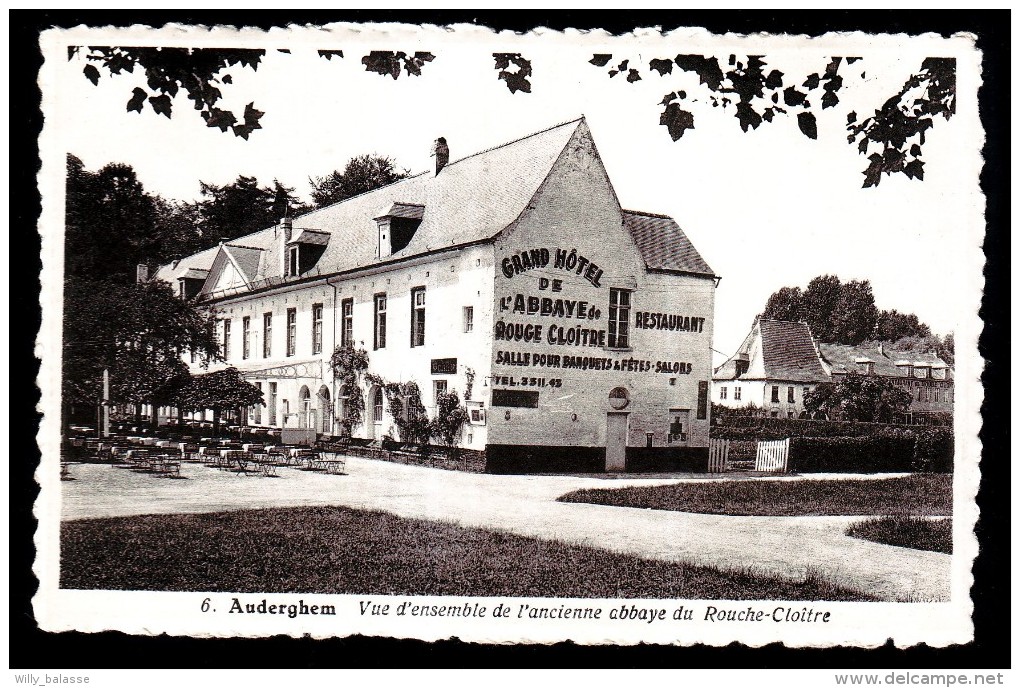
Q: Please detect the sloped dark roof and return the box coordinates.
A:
[621,210,715,277]
[375,202,425,220]
[288,229,331,246]
[759,320,828,382]
[178,268,209,280]
[819,343,950,378]
[155,118,584,288]
[223,244,264,283]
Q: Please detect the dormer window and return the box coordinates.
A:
[286,229,330,276]
[375,203,424,258]
[287,246,299,276]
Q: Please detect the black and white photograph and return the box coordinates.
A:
[29,18,991,662]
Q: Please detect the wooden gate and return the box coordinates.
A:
[755,438,790,472]
[708,439,729,473]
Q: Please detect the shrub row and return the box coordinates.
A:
[787,429,953,473]
[788,436,916,473]
[711,417,944,441]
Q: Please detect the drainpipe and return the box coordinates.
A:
[326,275,340,436]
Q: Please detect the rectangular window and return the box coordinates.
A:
[434,379,448,405]
[268,382,277,425]
[263,313,273,358]
[607,288,631,348]
[803,386,811,399]
[242,317,251,360]
[190,348,197,364]
[720,386,727,400]
[463,306,474,333]
[410,287,426,347]
[286,308,296,357]
[787,386,795,403]
[287,246,299,276]
[341,298,354,347]
[734,386,742,401]
[771,385,780,403]
[222,319,231,360]
[312,303,323,355]
[374,294,387,349]
[696,381,708,420]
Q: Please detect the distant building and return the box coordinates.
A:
[713,319,954,421]
[712,319,828,418]
[817,342,953,422]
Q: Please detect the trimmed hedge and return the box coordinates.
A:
[787,429,954,474]
[912,428,954,473]
[788,436,917,473]
[711,416,946,441]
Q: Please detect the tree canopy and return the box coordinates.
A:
[196,176,308,245]
[759,274,953,357]
[62,279,220,409]
[803,373,913,423]
[309,155,409,209]
[761,274,876,345]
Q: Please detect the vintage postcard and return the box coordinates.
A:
[35,22,984,648]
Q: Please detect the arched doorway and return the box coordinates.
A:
[298,385,312,430]
[368,386,384,440]
[317,385,332,435]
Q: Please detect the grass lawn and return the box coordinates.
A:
[60,506,875,601]
[558,474,952,517]
[846,517,952,554]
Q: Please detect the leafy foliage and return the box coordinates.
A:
[309,155,409,208]
[65,155,161,284]
[329,344,370,435]
[361,51,435,79]
[493,53,532,94]
[196,176,308,246]
[788,435,920,473]
[70,46,267,138]
[178,366,264,434]
[180,366,264,412]
[760,274,878,345]
[829,279,879,345]
[805,372,913,423]
[848,58,956,187]
[592,52,954,185]
[875,309,933,341]
[432,390,469,450]
[62,279,220,409]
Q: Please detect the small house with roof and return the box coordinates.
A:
[712,319,829,417]
[714,319,954,421]
[154,118,719,473]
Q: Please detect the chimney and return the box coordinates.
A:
[136,263,149,283]
[433,137,449,176]
[280,216,293,276]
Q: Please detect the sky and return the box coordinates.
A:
[46,24,984,363]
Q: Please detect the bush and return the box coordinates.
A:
[912,428,954,473]
[712,417,908,441]
[788,435,916,473]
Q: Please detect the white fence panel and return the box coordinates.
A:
[708,439,729,473]
[755,438,790,473]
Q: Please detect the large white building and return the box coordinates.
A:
[155,118,719,472]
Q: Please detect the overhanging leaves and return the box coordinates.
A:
[494,53,532,94]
